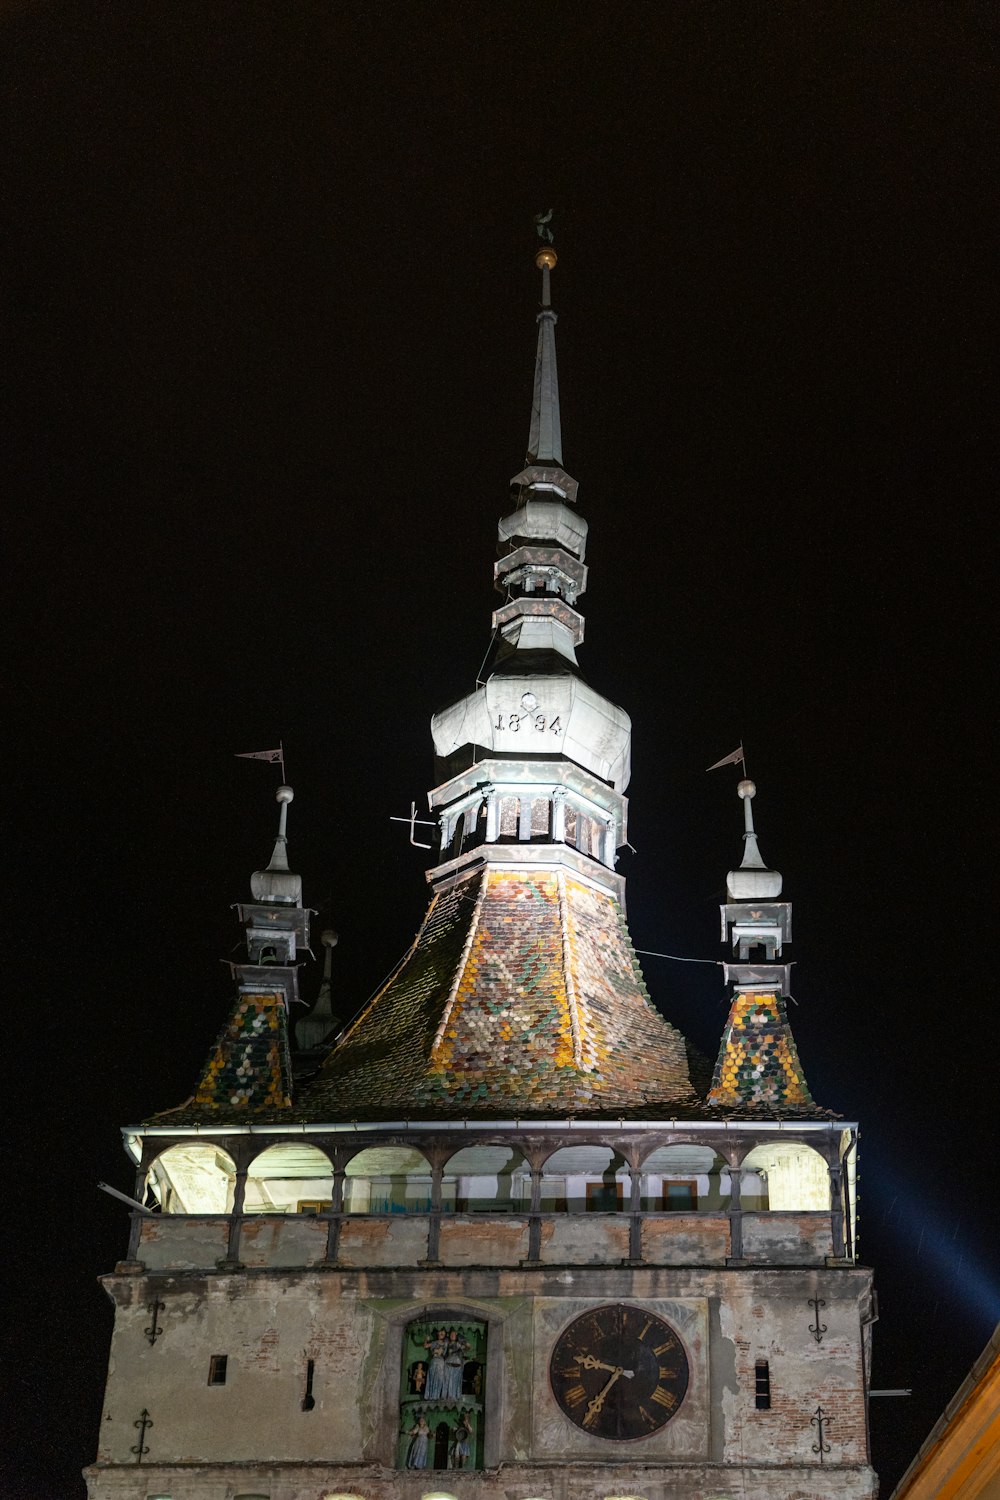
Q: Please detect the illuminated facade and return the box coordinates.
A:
[86,244,877,1500]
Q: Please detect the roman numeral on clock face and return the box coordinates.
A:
[651,1386,678,1410]
[563,1384,587,1407]
[653,1337,676,1355]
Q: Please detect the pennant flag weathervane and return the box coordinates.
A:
[235,743,286,780]
[706,743,746,773]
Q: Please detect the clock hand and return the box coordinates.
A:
[583,1367,622,1426]
[580,1356,617,1374]
[580,1356,636,1377]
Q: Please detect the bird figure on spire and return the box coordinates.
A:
[534,209,554,243]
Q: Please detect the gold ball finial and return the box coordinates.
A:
[535,246,557,271]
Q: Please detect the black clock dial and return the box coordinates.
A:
[549,1303,689,1440]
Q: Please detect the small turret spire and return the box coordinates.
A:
[251,786,303,905]
[295,929,339,1052]
[738,778,767,871]
[710,774,818,1113]
[726,780,782,900]
[527,214,563,467]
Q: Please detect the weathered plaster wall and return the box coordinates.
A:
[741,1212,834,1264]
[719,1273,869,1468]
[90,1262,874,1498]
[85,1458,879,1500]
[139,1218,230,1271]
[642,1215,730,1264]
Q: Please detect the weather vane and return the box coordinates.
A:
[533,209,554,244]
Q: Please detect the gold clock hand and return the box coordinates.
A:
[579,1355,637,1378]
[583,1367,622,1426]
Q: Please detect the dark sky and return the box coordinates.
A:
[4,3,998,1495]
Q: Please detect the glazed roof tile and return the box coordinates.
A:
[151,878,837,1128]
[707,990,820,1114]
[298,866,699,1120]
[176,989,292,1119]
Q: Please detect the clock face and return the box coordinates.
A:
[549,1303,689,1440]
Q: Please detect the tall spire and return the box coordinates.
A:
[526,237,563,467]
[428,233,632,889]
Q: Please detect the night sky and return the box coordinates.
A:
[5,4,998,1495]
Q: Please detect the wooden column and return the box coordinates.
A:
[728,1165,744,1262]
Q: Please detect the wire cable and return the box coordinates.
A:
[634,948,721,966]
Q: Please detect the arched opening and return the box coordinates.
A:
[244,1143,333,1214]
[498,797,519,838]
[441,1144,530,1214]
[145,1143,236,1214]
[345,1146,433,1214]
[740,1141,830,1211]
[530,798,551,839]
[639,1143,731,1212]
[540,1144,630,1213]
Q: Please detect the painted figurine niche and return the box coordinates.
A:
[443,1327,470,1399]
[423,1327,448,1399]
[450,1413,473,1470]
[404,1412,431,1469]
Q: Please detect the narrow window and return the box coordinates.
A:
[302,1358,316,1412]
[208,1354,228,1386]
[755,1359,771,1410]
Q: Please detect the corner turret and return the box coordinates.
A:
[709,775,818,1113]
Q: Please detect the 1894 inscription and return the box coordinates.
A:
[495,712,562,734]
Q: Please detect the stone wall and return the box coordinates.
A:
[89,1262,875,1498]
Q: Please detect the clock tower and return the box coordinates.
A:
[86,239,877,1500]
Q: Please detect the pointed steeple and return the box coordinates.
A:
[709,776,820,1114]
[295,928,339,1052]
[428,237,632,893]
[526,243,563,467]
[511,221,578,505]
[295,233,698,1120]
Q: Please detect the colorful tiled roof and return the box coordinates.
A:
[707,990,816,1113]
[298,866,699,1119]
[186,990,293,1115]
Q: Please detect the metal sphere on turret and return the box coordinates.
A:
[737,779,756,800]
[276,785,294,804]
[321,929,339,949]
[535,246,557,271]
